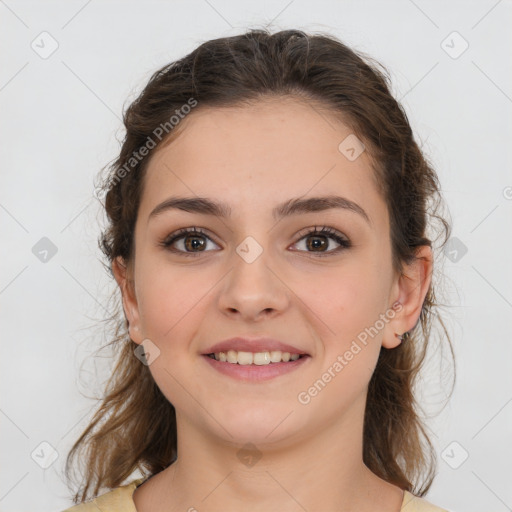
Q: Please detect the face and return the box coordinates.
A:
[114,96,429,447]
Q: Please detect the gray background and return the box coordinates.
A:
[1,1,511,511]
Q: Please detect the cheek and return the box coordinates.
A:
[135,260,209,343]
[303,262,388,367]
[134,265,207,404]
[299,261,382,327]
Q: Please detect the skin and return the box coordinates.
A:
[113,96,432,512]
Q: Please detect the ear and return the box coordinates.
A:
[111,256,143,344]
[382,245,433,349]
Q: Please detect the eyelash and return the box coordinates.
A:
[160,225,351,258]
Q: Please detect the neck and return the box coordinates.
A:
[139,402,404,512]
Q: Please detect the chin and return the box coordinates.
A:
[209,402,303,445]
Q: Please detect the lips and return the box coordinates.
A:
[202,337,309,356]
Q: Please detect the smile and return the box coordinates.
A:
[207,350,304,365]
[202,352,311,382]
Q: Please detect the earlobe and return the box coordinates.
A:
[111,256,143,343]
[382,246,433,349]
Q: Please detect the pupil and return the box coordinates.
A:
[308,236,326,251]
[186,235,205,251]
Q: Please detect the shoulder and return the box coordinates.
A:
[402,490,452,512]
[60,478,145,512]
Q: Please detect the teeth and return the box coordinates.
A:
[253,352,271,365]
[211,350,302,365]
[236,351,253,365]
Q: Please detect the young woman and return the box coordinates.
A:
[62,28,454,512]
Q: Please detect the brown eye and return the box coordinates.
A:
[291,226,351,256]
[182,233,207,252]
[306,234,330,252]
[161,228,219,256]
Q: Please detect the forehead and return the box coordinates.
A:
[139,98,387,226]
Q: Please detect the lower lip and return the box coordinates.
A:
[202,354,311,382]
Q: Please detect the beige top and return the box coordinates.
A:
[61,477,451,511]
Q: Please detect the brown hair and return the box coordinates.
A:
[64,28,455,503]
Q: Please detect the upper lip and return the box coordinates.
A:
[202,337,309,355]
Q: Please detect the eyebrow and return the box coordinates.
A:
[148,195,371,226]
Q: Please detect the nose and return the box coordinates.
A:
[217,244,289,322]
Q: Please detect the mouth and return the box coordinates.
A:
[205,350,309,365]
[202,351,311,381]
